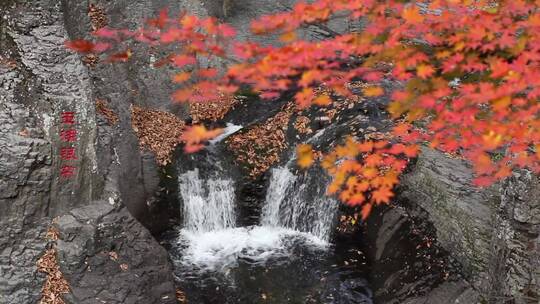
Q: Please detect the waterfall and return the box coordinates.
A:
[261,167,339,242]
[178,169,236,233]
[175,154,335,271]
[261,167,297,227]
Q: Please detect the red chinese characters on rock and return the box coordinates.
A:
[60,166,77,178]
[61,111,76,125]
[60,147,77,160]
[59,111,78,179]
[60,129,78,142]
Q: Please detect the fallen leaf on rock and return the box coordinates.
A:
[227,102,294,178]
[82,54,99,67]
[108,251,119,261]
[95,99,119,126]
[45,226,59,241]
[131,105,185,166]
[88,3,108,31]
[176,289,188,303]
[294,116,312,135]
[189,94,239,123]
[37,248,70,304]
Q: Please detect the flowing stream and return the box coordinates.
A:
[162,150,372,303]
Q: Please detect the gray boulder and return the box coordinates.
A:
[400,148,540,303]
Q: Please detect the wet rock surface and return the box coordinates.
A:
[363,203,480,304]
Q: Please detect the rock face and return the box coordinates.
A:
[0,0,179,302]
[1,0,96,301]
[55,201,176,304]
[399,148,540,303]
[493,171,539,303]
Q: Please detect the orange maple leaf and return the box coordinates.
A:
[417,64,435,79]
[280,31,297,43]
[371,187,394,205]
[360,203,373,220]
[180,125,223,153]
[314,95,331,106]
[347,193,366,206]
[402,7,424,24]
[172,72,191,83]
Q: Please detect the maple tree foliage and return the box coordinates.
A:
[67,0,540,219]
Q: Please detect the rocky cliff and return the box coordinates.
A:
[0,0,181,302]
[399,149,539,303]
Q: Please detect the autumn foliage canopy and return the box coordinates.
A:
[67,0,540,219]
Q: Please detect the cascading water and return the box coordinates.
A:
[175,164,328,271]
[165,130,371,303]
[261,167,296,227]
[175,145,339,272]
[261,166,339,242]
[179,169,235,232]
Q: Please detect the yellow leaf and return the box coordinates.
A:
[436,50,451,59]
[280,31,297,43]
[362,167,378,179]
[416,64,434,79]
[492,96,511,112]
[388,101,406,118]
[482,130,503,150]
[300,70,316,87]
[485,5,498,14]
[314,95,331,106]
[453,41,465,52]
[297,144,314,168]
[363,86,384,97]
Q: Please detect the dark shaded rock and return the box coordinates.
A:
[236,177,267,226]
[55,200,176,304]
[399,148,499,281]
[363,203,480,304]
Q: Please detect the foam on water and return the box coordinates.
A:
[176,226,328,272]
